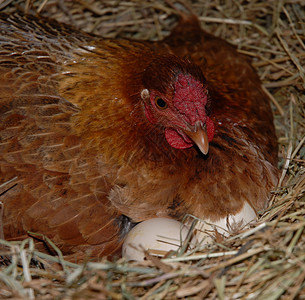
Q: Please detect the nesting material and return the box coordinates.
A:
[0,0,304,299]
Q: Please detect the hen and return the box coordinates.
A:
[0,12,278,260]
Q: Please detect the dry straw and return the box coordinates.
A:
[0,0,304,299]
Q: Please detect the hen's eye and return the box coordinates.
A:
[155,96,168,110]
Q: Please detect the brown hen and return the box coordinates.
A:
[0,12,278,260]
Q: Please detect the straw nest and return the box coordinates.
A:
[0,1,304,299]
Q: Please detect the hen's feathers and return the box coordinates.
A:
[0,13,278,259]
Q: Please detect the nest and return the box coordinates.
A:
[0,0,304,299]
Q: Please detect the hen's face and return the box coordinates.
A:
[141,69,214,155]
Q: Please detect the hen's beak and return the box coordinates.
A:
[184,124,209,155]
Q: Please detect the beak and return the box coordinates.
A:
[183,123,209,155]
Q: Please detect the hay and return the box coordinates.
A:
[0,0,304,298]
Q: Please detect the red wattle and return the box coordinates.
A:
[165,118,215,150]
[165,128,194,149]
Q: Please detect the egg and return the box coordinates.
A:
[122,203,257,261]
[194,201,257,241]
[122,217,196,261]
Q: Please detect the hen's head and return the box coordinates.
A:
[141,56,214,155]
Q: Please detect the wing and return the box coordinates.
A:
[0,14,123,259]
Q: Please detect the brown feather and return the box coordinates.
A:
[0,13,278,261]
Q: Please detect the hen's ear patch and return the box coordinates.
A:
[141,89,150,101]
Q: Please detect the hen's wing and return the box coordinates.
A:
[0,14,125,259]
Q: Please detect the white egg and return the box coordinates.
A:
[194,201,257,242]
[122,217,196,261]
[122,203,257,261]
